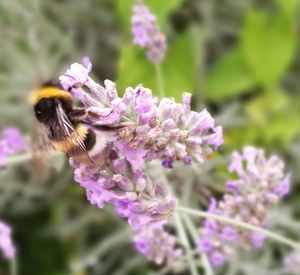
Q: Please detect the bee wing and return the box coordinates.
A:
[31,122,54,181]
[54,101,94,163]
[32,122,54,156]
[54,100,86,151]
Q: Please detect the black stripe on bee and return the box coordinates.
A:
[84,129,96,151]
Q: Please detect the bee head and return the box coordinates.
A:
[34,98,57,124]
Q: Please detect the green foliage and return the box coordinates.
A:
[117,32,196,100]
[12,209,73,275]
[263,112,299,144]
[276,0,300,16]
[244,90,289,125]
[1,0,300,274]
[204,47,256,100]
[117,0,194,100]
[241,9,297,88]
[239,91,300,145]
[117,43,156,94]
[162,31,197,99]
[204,1,298,101]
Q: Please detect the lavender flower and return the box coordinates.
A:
[60,61,222,169]
[60,59,222,264]
[283,250,300,274]
[0,127,26,167]
[118,89,223,168]
[71,149,176,231]
[134,222,182,264]
[131,1,167,63]
[198,146,291,267]
[0,221,16,259]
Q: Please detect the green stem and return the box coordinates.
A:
[155,63,165,98]
[182,177,194,206]
[10,257,17,275]
[154,250,199,275]
[5,152,33,166]
[70,228,131,271]
[181,214,214,275]
[177,206,300,250]
[174,212,199,275]
[5,151,63,166]
[114,256,143,275]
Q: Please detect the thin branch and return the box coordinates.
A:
[181,214,214,275]
[70,228,132,271]
[177,206,300,250]
[155,63,165,98]
[174,212,199,275]
[10,257,17,275]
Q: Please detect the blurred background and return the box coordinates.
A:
[0,0,300,274]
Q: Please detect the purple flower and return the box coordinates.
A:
[60,59,223,265]
[0,221,16,259]
[114,142,147,169]
[274,174,291,198]
[119,91,222,167]
[72,150,176,231]
[60,62,222,169]
[134,222,182,265]
[59,62,91,89]
[227,146,290,200]
[220,226,239,243]
[131,1,167,63]
[249,232,266,249]
[197,238,213,253]
[2,127,25,152]
[0,141,10,166]
[283,250,300,274]
[0,127,26,167]
[209,251,226,267]
[198,146,291,267]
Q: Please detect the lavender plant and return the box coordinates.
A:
[0,221,16,260]
[283,250,300,275]
[0,127,26,167]
[0,221,16,275]
[1,0,300,274]
[131,0,166,63]
[198,146,291,267]
[59,58,222,268]
[56,57,300,273]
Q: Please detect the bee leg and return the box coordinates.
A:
[87,109,114,120]
[68,108,87,120]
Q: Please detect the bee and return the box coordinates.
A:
[30,81,122,164]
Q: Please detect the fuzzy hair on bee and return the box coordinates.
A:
[30,81,123,164]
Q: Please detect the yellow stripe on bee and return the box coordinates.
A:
[29,87,72,105]
[51,125,88,153]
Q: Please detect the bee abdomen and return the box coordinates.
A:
[86,129,110,159]
[83,129,96,151]
[50,124,89,153]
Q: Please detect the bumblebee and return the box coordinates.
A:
[30,81,120,163]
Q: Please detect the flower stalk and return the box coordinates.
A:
[174,212,199,275]
[181,214,214,275]
[155,63,165,98]
[10,257,17,275]
[177,206,300,250]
